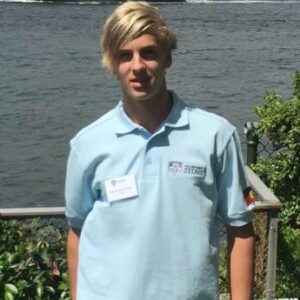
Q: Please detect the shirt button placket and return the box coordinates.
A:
[143,138,158,178]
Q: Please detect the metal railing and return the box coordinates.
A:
[0,207,65,218]
[244,121,283,300]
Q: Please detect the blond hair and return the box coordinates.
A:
[101,1,177,73]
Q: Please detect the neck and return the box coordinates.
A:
[123,90,172,133]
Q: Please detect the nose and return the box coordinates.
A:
[132,53,145,72]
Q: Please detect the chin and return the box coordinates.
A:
[129,91,153,102]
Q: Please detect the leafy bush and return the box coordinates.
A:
[0,218,70,300]
[252,71,300,297]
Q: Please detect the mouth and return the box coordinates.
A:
[130,76,151,89]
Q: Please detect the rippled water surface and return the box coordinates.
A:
[1,1,300,207]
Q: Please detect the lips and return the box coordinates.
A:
[130,76,151,89]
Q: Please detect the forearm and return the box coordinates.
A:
[227,223,255,300]
[67,228,81,300]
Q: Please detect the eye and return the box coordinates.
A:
[118,51,132,63]
[141,47,158,60]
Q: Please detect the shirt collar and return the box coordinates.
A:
[164,91,189,128]
[113,91,189,135]
[113,101,137,135]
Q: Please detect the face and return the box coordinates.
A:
[114,34,171,105]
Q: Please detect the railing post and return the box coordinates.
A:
[244,122,258,165]
[266,210,280,300]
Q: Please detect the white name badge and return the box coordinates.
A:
[104,175,138,203]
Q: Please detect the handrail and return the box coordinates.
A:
[0,206,65,218]
[0,167,281,218]
[245,166,282,210]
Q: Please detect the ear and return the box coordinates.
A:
[112,63,119,78]
[165,54,172,68]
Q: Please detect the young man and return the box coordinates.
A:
[65,2,255,300]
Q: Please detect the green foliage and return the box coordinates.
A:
[276,226,300,297]
[218,240,229,295]
[0,218,70,300]
[252,71,300,297]
[253,73,300,227]
[292,70,300,98]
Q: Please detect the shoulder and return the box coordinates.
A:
[187,104,235,135]
[70,107,116,149]
[173,93,239,156]
[190,105,238,156]
[172,92,236,136]
[184,103,237,152]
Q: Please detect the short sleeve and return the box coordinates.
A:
[65,144,94,229]
[216,130,254,226]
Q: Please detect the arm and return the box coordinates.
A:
[67,228,81,300]
[226,222,255,300]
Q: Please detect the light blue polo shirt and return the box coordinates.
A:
[65,92,253,300]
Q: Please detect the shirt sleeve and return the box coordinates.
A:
[216,130,254,226]
[65,144,95,229]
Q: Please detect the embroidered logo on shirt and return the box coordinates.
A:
[243,186,255,210]
[168,161,183,175]
[168,161,206,178]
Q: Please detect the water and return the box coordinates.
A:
[1,1,299,208]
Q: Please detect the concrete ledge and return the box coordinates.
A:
[245,166,282,210]
[0,207,65,218]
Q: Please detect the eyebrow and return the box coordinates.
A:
[141,45,158,51]
[119,44,158,51]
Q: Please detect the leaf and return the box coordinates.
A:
[52,265,60,277]
[45,285,56,294]
[4,283,18,295]
[4,292,14,300]
[7,253,16,265]
[36,284,44,297]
